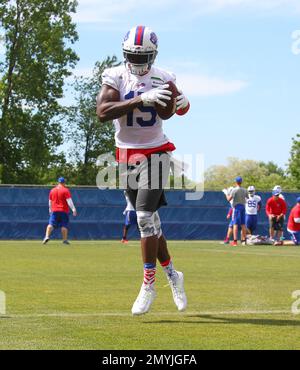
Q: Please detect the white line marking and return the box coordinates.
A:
[195,249,300,258]
[0,309,293,319]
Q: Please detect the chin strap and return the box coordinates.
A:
[127,63,149,76]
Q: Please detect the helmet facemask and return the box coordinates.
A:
[123,49,157,76]
[122,26,158,76]
[248,186,256,197]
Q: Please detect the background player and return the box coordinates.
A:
[284,197,300,246]
[222,187,234,244]
[97,25,189,316]
[226,176,248,246]
[122,190,137,243]
[266,189,287,245]
[43,177,77,245]
[245,185,262,235]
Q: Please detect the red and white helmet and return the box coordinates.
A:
[122,25,158,76]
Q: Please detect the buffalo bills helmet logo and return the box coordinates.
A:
[150,32,158,46]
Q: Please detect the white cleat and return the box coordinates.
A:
[131,284,156,316]
[168,271,187,312]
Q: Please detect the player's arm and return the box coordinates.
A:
[257,198,262,213]
[97,84,172,123]
[226,194,233,202]
[66,198,77,217]
[277,202,287,220]
[222,187,232,202]
[49,200,52,214]
[266,200,274,218]
[282,199,287,216]
[96,85,143,123]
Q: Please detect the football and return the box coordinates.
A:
[155,80,180,120]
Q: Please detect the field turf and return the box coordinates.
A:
[0,240,300,350]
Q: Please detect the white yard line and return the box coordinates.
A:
[195,248,300,258]
[0,309,293,319]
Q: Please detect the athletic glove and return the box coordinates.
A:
[141,84,172,107]
[176,88,189,110]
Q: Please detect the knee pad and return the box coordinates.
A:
[153,211,162,238]
[136,211,156,238]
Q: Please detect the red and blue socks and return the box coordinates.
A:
[143,263,156,288]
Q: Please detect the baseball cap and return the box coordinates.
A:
[297,197,300,203]
[58,177,65,183]
[235,176,243,183]
[272,189,280,196]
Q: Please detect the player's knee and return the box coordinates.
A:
[136,211,156,238]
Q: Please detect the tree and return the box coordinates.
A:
[258,161,285,178]
[64,56,120,185]
[288,134,300,189]
[204,157,292,191]
[0,0,78,183]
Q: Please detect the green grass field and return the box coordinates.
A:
[0,240,300,350]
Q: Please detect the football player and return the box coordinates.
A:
[284,197,300,246]
[122,190,137,243]
[43,177,77,245]
[97,26,190,316]
[245,186,262,235]
[226,177,248,246]
[266,189,288,245]
[222,187,234,244]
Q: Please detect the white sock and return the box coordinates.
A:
[161,259,178,279]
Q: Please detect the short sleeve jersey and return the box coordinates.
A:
[102,65,176,149]
[246,195,262,215]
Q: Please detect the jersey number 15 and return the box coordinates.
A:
[125,91,157,127]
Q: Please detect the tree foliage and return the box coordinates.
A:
[204,157,293,191]
[288,134,300,189]
[0,0,78,183]
[0,1,298,189]
[63,56,120,185]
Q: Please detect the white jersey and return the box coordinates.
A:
[102,65,176,149]
[124,193,135,213]
[246,195,262,215]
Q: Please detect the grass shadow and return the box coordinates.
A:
[144,314,300,327]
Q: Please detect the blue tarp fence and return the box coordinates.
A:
[0,186,299,240]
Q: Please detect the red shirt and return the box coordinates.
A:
[49,185,72,213]
[288,204,300,232]
[266,196,287,217]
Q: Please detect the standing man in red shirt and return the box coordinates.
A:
[285,197,300,246]
[266,189,287,245]
[43,177,77,245]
